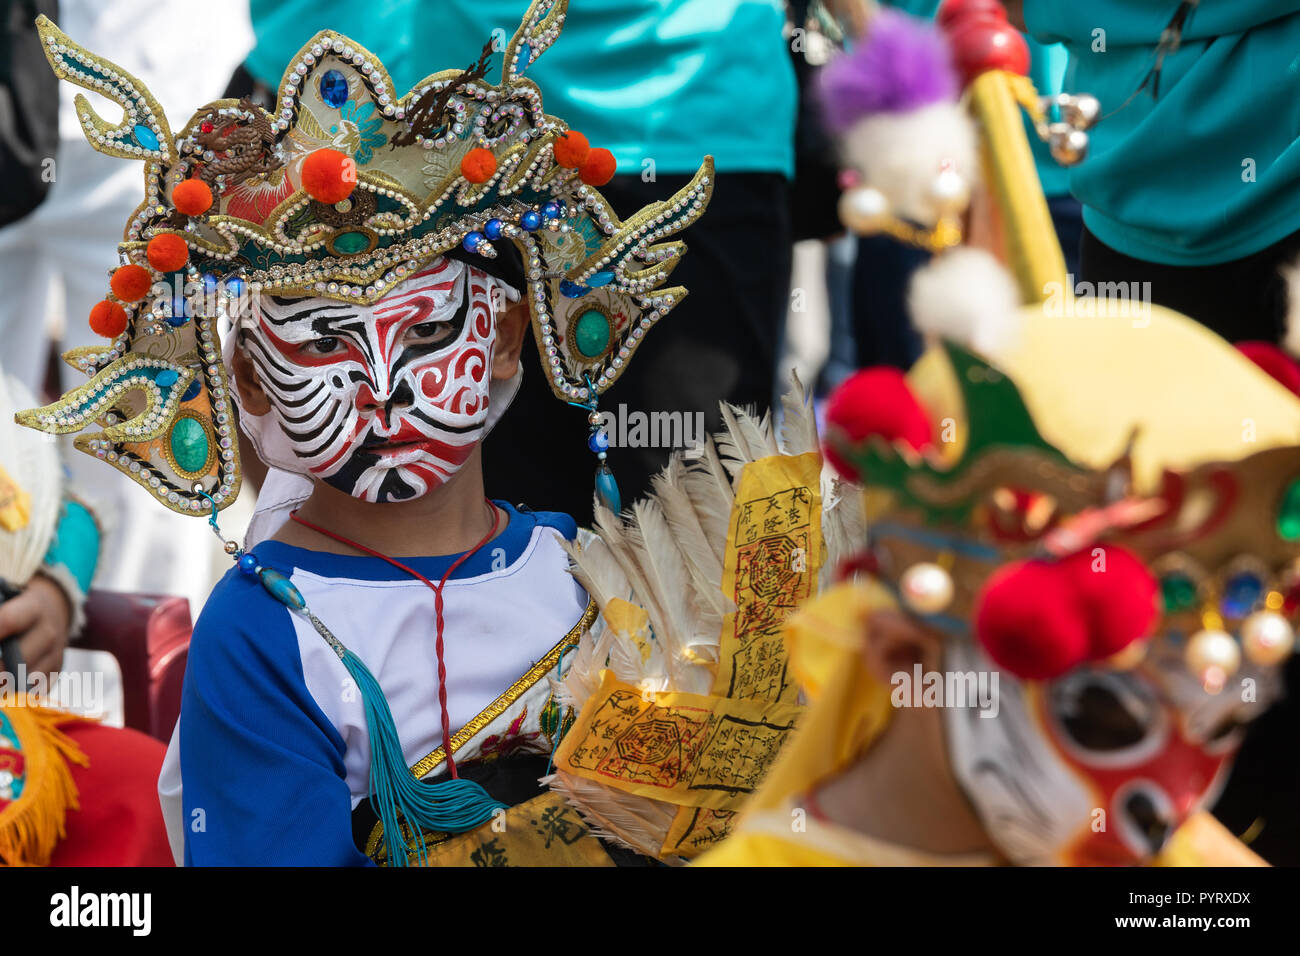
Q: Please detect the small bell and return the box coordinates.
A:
[899,562,954,615]
[1240,610,1295,666]
[1185,628,1241,694]
[1049,128,1090,166]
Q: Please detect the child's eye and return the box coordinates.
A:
[303,336,343,356]
[405,322,453,347]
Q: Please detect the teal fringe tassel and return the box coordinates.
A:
[339,647,507,866]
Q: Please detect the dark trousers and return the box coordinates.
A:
[484,172,792,524]
[1080,224,1300,344]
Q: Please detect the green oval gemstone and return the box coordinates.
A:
[333,231,370,254]
[573,309,611,358]
[1159,572,1198,613]
[1279,478,1300,540]
[170,417,210,474]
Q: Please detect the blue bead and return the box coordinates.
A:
[319,69,349,109]
[202,273,219,294]
[1221,571,1265,618]
[559,280,589,298]
[484,218,504,240]
[587,271,615,288]
[588,429,610,453]
[462,232,484,252]
[155,369,179,388]
[260,568,306,610]
[133,124,159,150]
[595,466,621,514]
[542,200,561,219]
[238,553,259,575]
[520,210,542,232]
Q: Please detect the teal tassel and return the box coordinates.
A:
[337,646,507,866]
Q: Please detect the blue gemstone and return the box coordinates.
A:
[462,231,485,252]
[1221,571,1265,618]
[238,553,259,575]
[226,277,246,297]
[542,200,561,219]
[155,369,179,388]
[559,280,589,298]
[587,271,615,288]
[319,70,349,109]
[484,218,504,240]
[595,466,621,513]
[517,42,531,73]
[182,377,201,401]
[202,273,220,294]
[260,567,306,610]
[520,210,542,232]
[133,124,159,150]
[166,313,190,328]
[588,429,610,453]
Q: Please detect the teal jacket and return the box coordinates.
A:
[244,0,795,178]
[1025,2,1300,265]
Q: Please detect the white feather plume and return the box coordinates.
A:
[908,245,1023,359]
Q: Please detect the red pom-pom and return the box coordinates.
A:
[301,148,356,204]
[1237,341,1300,397]
[945,16,1030,84]
[171,178,213,216]
[975,560,1090,680]
[936,0,1008,31]
[823,367,933,479]
[146,234,189,272]
[579,147,617,186]
[553,130,590,168]
[109,264,153,303]
[1058,545,1157,659]
[460,147,498,184]
[88,299,129,338]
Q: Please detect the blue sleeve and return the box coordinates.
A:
[180,570,374,866]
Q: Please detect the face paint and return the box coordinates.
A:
[944,636,1284,866]
[240,257,499,502]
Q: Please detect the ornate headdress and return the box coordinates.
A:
[17,0,713,514]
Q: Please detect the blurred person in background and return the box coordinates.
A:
[1008,1,1300,344]
[0,0,253,614]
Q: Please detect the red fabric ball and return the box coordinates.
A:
[579,147,617,186]
[88,299,129,338]
[553,130,590,168]
[171,178,213,216]
[109,264,153,303]
[460,147,498,184]
[146,233,189,272]
[936,0,1008,31]
[823,367,933,478]
[1238,341,1300,397]
[975,559,1090,680]
[946,16,1030,84]
[301,148,357,204]
[1058,545,1157,659]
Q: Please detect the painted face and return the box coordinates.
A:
[240,258,499,502]
[943,638,1281,866]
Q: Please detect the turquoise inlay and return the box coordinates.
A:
[169,417,210,474]
[133,124,159,150]
[329,100,386,164]
[42,499,101,595]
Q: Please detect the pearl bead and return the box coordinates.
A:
[1185,629,1241,692]
[927,169,971,219]
[1240,611,1295,666]
[899,562,954,615]
[838,186,890,235]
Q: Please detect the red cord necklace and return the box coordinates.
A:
[289,499,502,779]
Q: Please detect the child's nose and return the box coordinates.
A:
[356,380,415,427]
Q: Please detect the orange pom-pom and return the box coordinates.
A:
[147,233,190,272]
[301,148,357,204]
[552,130,590,168]
[88,300,129,338]
[460,147,498,184]
[171,178,213,216]
[110,264,153,303]
[579,147,617,186]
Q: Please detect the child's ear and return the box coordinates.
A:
[231,341,273,415]
[492,297,530,380]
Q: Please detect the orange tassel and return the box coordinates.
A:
[0,702,91,866]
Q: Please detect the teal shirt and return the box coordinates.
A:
[245,0,796,178]
[1025,2,1300,265]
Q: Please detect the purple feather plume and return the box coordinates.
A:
[819,9,957,133]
